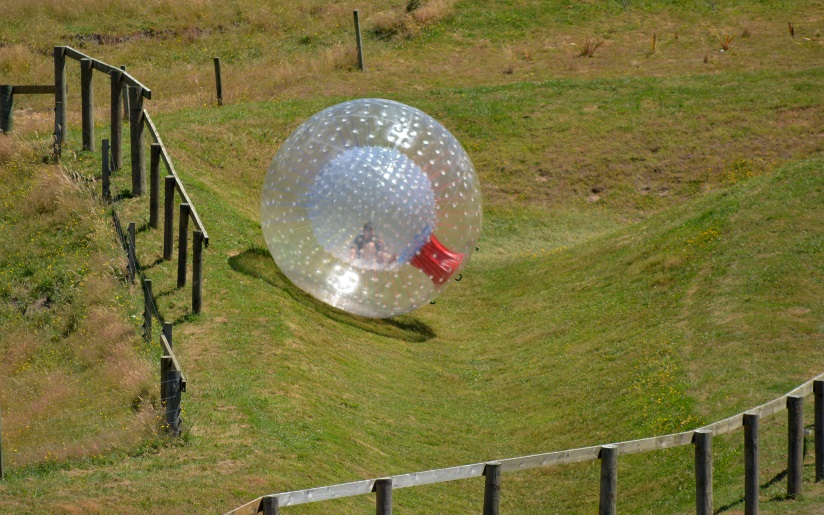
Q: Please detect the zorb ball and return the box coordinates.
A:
[261,98,482,318]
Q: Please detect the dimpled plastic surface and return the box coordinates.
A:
[261,98,482,318]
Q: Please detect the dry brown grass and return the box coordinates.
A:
[367,0,455,41]
[410,0,456,25]
[23,165,78,215]
[0,151,157,469]
[0,134,20,162]
[367,9,420,41]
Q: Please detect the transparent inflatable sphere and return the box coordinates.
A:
[261,98,482,318]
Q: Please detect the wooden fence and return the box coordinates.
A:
[1,45,210,437]
[228,372,824,515]
[47,44,209,315]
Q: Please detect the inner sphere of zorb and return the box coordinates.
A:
[261,98,482,318]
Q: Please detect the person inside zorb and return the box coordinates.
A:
[349,222,397,266]
[261,98,482,319]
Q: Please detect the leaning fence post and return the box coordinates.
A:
[110,69,123,170]
[164,176,175,260]
[261,496,279,515]
[54,46,67,158]
[483,462,501,515]
[80,58,94,151]
[102,138,111,200]
[149,143,161,228]
[213,57,223,106]
[816,380,824,482]
[788,395,804,498]
[143,278,153,341]
[0,85,13,133]
[193,230,203,314]
[128,87,145,195]
[178,203,190,288]
[599,445,617,515]
[744,412,759,515]
[694,429,713,515]
[375,477,392,515]
[128,222,136,284]
[353,10,365,71]
[166,369,182,435]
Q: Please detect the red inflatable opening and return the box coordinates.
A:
[410,234,464,285]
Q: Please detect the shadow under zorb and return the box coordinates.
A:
[261,98,482,318]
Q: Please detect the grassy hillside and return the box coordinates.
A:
[0,0,822,512]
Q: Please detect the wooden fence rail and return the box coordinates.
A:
[0,85,57,133]
[228,371,824,515]
[143,110,210,245]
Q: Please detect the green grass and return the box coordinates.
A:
[0,0,823,512]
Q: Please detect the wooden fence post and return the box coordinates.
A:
[193,230,203,314]
[599,445,617,515]
[102,138,110,200]
[694,429,713,515]
[128,87,145,195]
[164,176,175,260]
[80,58,94,152]
[261,496,279,515]
[788,395,804,498]
[0,85,13,133]
[110,69,123,170]
[353,10,365,71]
[375,477,392,515]
[120,65,129,119]
[214,57,223,106]
[128,222,136,284]
[166,369,182,435]
[816,380,824,482]
[149,143,161,228]
[160,355,171,407]
[163,322,173,349]
[483,462,501,515]
[744,412,759,515]
[54,46,67,158]
[143,278,153,341]
[0,402,4,480]
[178,203,190,288]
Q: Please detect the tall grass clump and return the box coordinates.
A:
[0,138,157,471]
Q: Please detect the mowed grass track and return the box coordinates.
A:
[1,0,823,512]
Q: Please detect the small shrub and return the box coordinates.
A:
[716,33,734,51]
[579,38,604,58]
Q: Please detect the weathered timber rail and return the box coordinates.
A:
[228,371,824,515]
